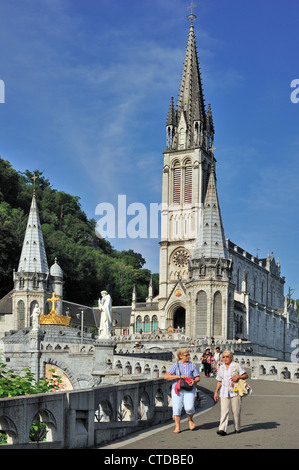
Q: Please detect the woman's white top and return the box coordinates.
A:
[216,361,246,398]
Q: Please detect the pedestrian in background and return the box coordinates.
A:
[214,347,222,373]
[201,347,214,377]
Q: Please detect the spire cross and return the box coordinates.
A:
[187,1,197,24]
[32,173,37,194]
[209,144,216,155]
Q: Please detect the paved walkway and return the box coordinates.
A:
[98,376,299,450]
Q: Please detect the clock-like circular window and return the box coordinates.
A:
[172,249,190,268]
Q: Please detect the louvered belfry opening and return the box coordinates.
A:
[173,162,181,204]
[184,161,192,203]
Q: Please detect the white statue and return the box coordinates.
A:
[31,304,40,331]
[98,291,112,338]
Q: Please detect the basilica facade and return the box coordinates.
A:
[130,13,298,360]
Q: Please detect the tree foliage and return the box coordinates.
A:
[0,157,158,306]
[0,361,61,398]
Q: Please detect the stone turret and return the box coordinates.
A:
[12,190,51,329]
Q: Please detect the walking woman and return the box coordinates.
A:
[214,350,248,435]
[164,348,200,434]
[201,347,214,377]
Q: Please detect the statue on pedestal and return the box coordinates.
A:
[98,291,112,338]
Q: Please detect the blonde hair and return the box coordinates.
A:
[176,348,189,360]
[222,350,233,358]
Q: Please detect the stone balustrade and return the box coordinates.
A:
[0,377,202,449]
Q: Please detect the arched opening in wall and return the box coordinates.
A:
[144,315,151,333]
[44,364,73,391]
[138,392,150,420]
[136,315,143,333]
[155,388,164,407]
[184,159,192,204]
[118,395,134,422]
[95,400,113,422]
[0,416,17,445]
[173,161,181,205]
[213,292,222,336]
[173,307,185,330]
[17,300,25,329]
[29,410,57,443]
[196,290,207,336]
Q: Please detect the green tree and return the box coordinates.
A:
[0,157,159,306]
[0,361,61,398]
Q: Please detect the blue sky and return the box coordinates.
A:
[0,0,299,298]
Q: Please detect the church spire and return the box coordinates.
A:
[17,188,49,274]
[192,149,228,260]
[165,3,214,151]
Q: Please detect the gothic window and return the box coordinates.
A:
[173,162,181,204]
[196,290,207,336]
[136,315,143,333]
[152,315,159,331]
[17,300,25,329]
[184,160,192,203]
[144,315,151,332]
[213,291,222,336]
[32,273,39,289]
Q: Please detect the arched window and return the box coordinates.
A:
[173,162,181,204]
[213,291,222,336]
[136,315,143,333]
[144,315,151,332]
[184,160,192,204]
[196,290,207,336]
[17,300,25,329]
[152,315,159,332]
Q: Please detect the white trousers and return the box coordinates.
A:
[219,395,242,432]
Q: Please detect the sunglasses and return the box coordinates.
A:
[182,353,190,356]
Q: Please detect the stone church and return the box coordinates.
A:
[130,12,298,359]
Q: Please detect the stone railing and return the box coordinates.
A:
[0,378,203,449]
[250,358,299,382]
[114,333,253,355]
[220,355,299,383]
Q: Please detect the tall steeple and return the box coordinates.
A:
[17,190,49,274]
[166,4,214,151]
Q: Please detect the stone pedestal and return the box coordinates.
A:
[28,328,43,381]
[92,338,117,384]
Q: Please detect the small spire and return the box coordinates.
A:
[166,96,177,126]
